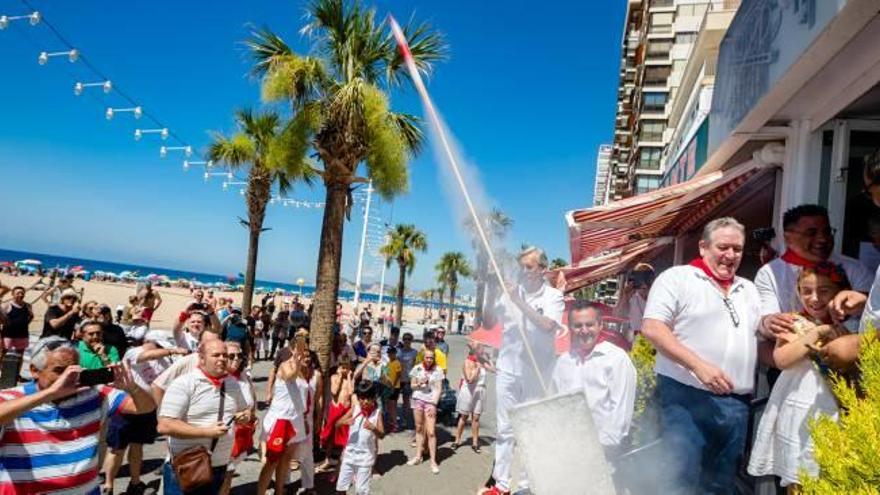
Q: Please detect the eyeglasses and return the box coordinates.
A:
[786,227,837,238]
[722,297,740,328]
[226,353,244,360]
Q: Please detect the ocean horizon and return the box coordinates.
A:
[0,247,470,309]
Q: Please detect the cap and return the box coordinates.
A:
[60,288,80,301]
[143,330,176,349]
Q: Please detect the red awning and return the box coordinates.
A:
[566,159,776,266]
[550,236,673,292]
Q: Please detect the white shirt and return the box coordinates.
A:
[551,342,637,447]
[409,364,444,404]
[342,401,382,467]
[159,370,247,466]
[153,353,199,391]
[860,265,880,332]
[494,283,565,377]
[643,265,760,394]
[755,255,872,332]
[176,330,199,352]
[123,346,174,392]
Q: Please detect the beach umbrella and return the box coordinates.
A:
[0,261,14,267]
[17,259,42,266]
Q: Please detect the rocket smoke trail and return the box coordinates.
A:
[387,15,548,394]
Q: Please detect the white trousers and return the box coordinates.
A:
[296,435,314,489]
[336,461,371,494]
[493,370,541,492]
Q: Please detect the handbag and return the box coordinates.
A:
[171,382,226,491]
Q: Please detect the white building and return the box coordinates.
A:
[593,144,613,206]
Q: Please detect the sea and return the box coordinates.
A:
[0,248,458,308]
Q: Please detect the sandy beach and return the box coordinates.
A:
[0,273,430,331]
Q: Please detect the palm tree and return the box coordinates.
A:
[465,209,513,327]
[550,258,568,270]
[245,0,446,371]
[379,224,427,328]
[208,109,314,312]
[436,252,472,332]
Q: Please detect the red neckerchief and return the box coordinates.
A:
[690,258,733,290]
[781,249,818,268]
[423,361,436,372]
[466,354,479,363]
[198,366,226,388]
[230,369,241,380]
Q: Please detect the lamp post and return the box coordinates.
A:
[296,278,305,297]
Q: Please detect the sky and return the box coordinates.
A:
[0,0,625,293]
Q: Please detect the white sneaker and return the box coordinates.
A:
[431,464,440,474]
[406,457,422,466]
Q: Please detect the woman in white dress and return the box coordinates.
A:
[294,351,322,495]
[453,345,487,453]
[748,264,851,490]
[257,350,307,495]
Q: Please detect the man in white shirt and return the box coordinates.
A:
[757,204,872,338]
[642,217,761,494]
[480,247,565,495]
[551,300,636,450]
[158,339,250,495]
[173,301,222,352]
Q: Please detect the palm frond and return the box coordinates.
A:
[361,83,409,198]
[244,26,293,77]
[384,15,448,88]
[261,54,329,107]
[207,131,256,168]
[389,112,424,155]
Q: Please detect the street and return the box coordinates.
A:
[114,327,498,494]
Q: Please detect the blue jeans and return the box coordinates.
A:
[657,375,749,495]
[162,462,227,495]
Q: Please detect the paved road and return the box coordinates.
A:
[111,326,498,494]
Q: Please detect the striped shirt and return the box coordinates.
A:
[0,382,129,495]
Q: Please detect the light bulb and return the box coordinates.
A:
[0,16,9,30]
[38,52,48,65]
[182,160,190,171]
[204,173,210,181]
[223,182,230,191]
[68,49,78,63]
[226,172,233,180]
[105,108,114,120]
[160,128,169,140]
[239,189,245,196]
[102,81,112,93]
[207,160,214,168]
[184,146,192,157]
[133,106,142,119]
[74,82,83,96]
[29,12,40,26]
[160,146,168,158]
[134,129,142,141]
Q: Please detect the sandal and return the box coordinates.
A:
[451,441,460,450]
[472,444,482,454]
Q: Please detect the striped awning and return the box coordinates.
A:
[566,159,776,266]
[550,236,674,292]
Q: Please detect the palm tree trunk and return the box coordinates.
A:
[396,261,406,328]
[446,285,456,332]
[437,289,445,322]
[242,226,261,313]
[310,181,348,374]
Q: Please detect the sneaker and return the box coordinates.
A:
[472,444,482,454]
[406,457,422,466]
[431,463,440,475]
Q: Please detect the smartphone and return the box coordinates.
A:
[79,367,114,386]
[226,414,237,427]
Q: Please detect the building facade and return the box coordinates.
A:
[593,144,613,206]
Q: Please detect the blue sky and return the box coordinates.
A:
[0,0,625,292]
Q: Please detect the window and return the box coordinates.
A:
[677,3,709,17]
[639,148,662,170]
[675,33,697,45]
[636,176,661,195]
[640,121,665,142]
[642,92,668,113]
[647,40,673,59]
[644,66,671,85]
[650,12,673,32]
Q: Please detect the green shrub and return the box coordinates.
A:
[629,335,659,445]
[800,329,880,494]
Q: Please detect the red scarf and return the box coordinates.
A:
[690,258,733,290]
[229,369,241,380]
[781,249,817,268]
[466,354,479,363]
[198,366,227,388]
[423,360,436,372]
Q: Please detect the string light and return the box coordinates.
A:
[73,80,111,96]
[134,128,169,141]
[223,180,246,191]
[182,160,212,171]
[160,145,192,158]
[204,171,230,181]
[106,106,142,120]
[0,11,40,29]
[38,48,77,65]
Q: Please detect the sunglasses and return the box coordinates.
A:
[227,353,244,360]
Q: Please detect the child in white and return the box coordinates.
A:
[748,264,851,488]
[336,381,384,495]
[258,352,307,495]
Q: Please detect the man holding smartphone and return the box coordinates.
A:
[0,336,155,494]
